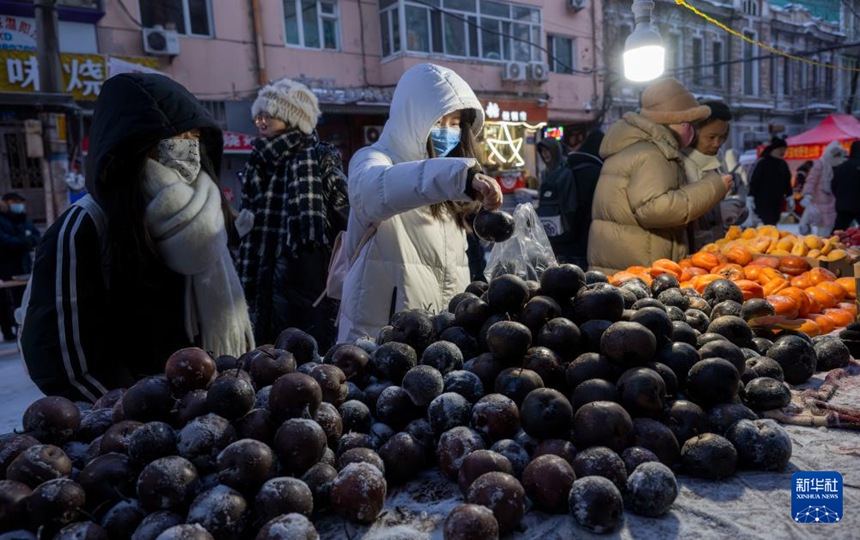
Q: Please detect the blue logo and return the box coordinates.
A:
[791,471,842,523]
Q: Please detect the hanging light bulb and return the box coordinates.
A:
[623,0,666,82]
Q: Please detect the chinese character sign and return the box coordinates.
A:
[791,471,842,524]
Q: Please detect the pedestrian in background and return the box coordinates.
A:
[587,77,730,274]
[338,63,502,343]
[749,137,793,225]
[536,136,577,263]
[831,140,860,231]
[683,100,747,250]
[0,192,39,341]
[20,73,253,401]
[801,140,847,236]
[237,79,349,350]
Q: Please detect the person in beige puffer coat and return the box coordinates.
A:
[587,78,731,275]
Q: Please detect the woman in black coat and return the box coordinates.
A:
[749,137,793,225]
[832,140,860,231]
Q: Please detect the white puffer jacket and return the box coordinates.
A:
[337,63,484,342]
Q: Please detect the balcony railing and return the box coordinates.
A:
[0,0,105,23]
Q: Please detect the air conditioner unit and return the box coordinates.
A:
[527,62,549,82]
[501,61,527,82]
[142,26,180,56]
[568,0,587,10]
[363,125,383,145]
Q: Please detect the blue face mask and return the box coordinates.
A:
[9,203,24,214]
[429,126,461,157]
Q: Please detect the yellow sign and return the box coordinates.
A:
[0,51,156,100]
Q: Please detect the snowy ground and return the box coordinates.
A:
[0,339,44,435]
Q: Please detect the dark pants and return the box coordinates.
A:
[834,211,860,232]
[0,286,24,340]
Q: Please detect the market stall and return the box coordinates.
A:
[782,114,860,162]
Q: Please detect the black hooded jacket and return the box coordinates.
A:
[21,74,225,402]
[832,141,860,214]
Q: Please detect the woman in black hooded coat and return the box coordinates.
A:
[749,137,793,225]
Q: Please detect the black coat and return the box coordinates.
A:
[832,157,860,214]
[0,212,39,279]
[21,74,224,402]
[749,155,792,223]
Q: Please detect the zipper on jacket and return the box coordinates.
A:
[389,286,398,321]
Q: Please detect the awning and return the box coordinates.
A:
[782,114,860,160]
[0,91,77,110]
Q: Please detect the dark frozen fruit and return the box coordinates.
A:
[330,462,387,524]
[0,479,30,530]
[489,439,530,479]
[725,419,792,471]
[600,321,657,368]
[314,402,343,449]
[268,372,323,421]
[127,421,177,465]
[122,376,174,423]
[336,447,385,475]
[532,439,577,467]
[568,476,623,534]
[205,373,256,421]
[743,357,784,382]
[308,364,348,407]
[100,499,146,539]
[485,321,532,365]
[519,388,573,440]
[132,511,184,540]
[626,461,678,517]
[570,379,620,411]
[620,446,660,475]
[519,296,562,336]
[572,446,627,492]
[153,524,213,540]
[99,419,144,455]
[26,478,85,529]
[272,418,327,476]
[402,365,445,407]
[631,417,680,467]
[216,438,276,495]
[616,367,666,419]
[522,454,576,514]
[255,477,314,524]
[370,342,417,384]
[77,452,135,508]
[336,432,376,457]
[572,401,633,453]
[274,327,319,366]
[421,341,465,375]
[663,400,708,446]
[571,284,625,326]
[186,485,249,539]
[457,450,513,495]
[629,307,673,347]
[537,318,582,361]
[176,414,236,473]
[522,347,566,392]
[704,279,743,306]
[338,400,371,434]
[6,444,72,488]
[256,513,319,540]
[378,432,426,485]
[172,389,208,427]
[389,309,436,355]
[766,335,817,384]
[707,402,759,436]
[473,209,515,243]
[22,396,81,444]
[234,408,276,445]
[540,263,586,302]
[137,456,199,511]
[243,346,296,388]
[699,339,746,374]
[494,367,544,407]
[443,504,499,540]
[0,434,39,480]
[686,358,740,406]
[566,352,616,388]
[465,472,525,534]
[54,521,108,539]
[428,392,472,435]
[742,377,791,411]
[301,462,337,510]
[680,433,737,479]
[813,335,851,371]
[165,347,217,393]
[443,370,484,403]
[437,426,486,481]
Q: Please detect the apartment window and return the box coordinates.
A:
[811,60,820,100]
[742,31,758,95]
[782,57,791,96]
[547,35,575,74]
[742,0,758,16]
[712,40,723,88]
[284,0,340,49]
[140,0,212,36]
[379,0,541,61]
[691,37,703,82]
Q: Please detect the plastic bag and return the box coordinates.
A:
[798,201,822,234]
[484,203,557,282]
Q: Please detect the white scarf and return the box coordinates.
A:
[142,158,255,357]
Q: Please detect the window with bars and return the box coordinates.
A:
[378,0,541,62]
[547,34,575,74]
[712,40,723,88]
[284,0,340,50]
[139,0,212,36]
[691,37,703,82]
[743,31,759,95]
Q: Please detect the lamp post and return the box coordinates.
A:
[623,0,666,82]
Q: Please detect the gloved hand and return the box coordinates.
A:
[800,195,813,209]
[720,199,748,227]
[235,209,255,238]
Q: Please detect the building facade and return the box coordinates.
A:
[602,0,849,156]
[3,0,603,218]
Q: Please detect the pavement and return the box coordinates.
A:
[0,338,46,435]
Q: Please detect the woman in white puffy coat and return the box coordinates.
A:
[337,63,502,343]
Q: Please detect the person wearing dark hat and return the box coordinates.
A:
[749,136,792,225]
[19,73,254,401]
[237,78,349,349]
[0,192,39,341]
[587,77,732,274]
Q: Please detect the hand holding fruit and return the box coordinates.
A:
[720,174,733,192]
[470,173,503,211]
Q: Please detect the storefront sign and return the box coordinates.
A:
[0,16,36,52]
[223,131,256,153]
[0,51,158,100]
[544,126,564,140]
[783,141,852,161]
[481,99,548,125]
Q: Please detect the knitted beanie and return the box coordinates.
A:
[640,77,711,125]
[251,79,321,135]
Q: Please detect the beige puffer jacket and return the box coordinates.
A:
[337,64,484,343]
[587,113,727,275]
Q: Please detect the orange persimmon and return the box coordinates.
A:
[763,277,790,296]
[711,263,745,281]
[812,313,836,335]
[808,267,838,286]
[691,252,721,271]
[796,319,822,337]
[816,281,847,302]
[766,294,800,319]
[748,255,780,268]
[725,246,754,266]
[780,287,812,318]
[789,272,812,289]
[822,308,855,327]
[837,301,858,317]
[755,267,785,286]
[835,277,856,300]
[650,259,683,279]
[805,286,838,310]
[778,255,812,276]
[690,274,722,294]
[734,279,764,301]
[805,291,822,315]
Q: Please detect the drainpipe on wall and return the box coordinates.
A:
[251,0,268,86]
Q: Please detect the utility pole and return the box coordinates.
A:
[34,0,66,222]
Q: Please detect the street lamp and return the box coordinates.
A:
[623,0,665,82]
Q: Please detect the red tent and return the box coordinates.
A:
[782,114,860,161]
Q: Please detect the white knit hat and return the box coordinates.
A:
[251,79,321,135]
